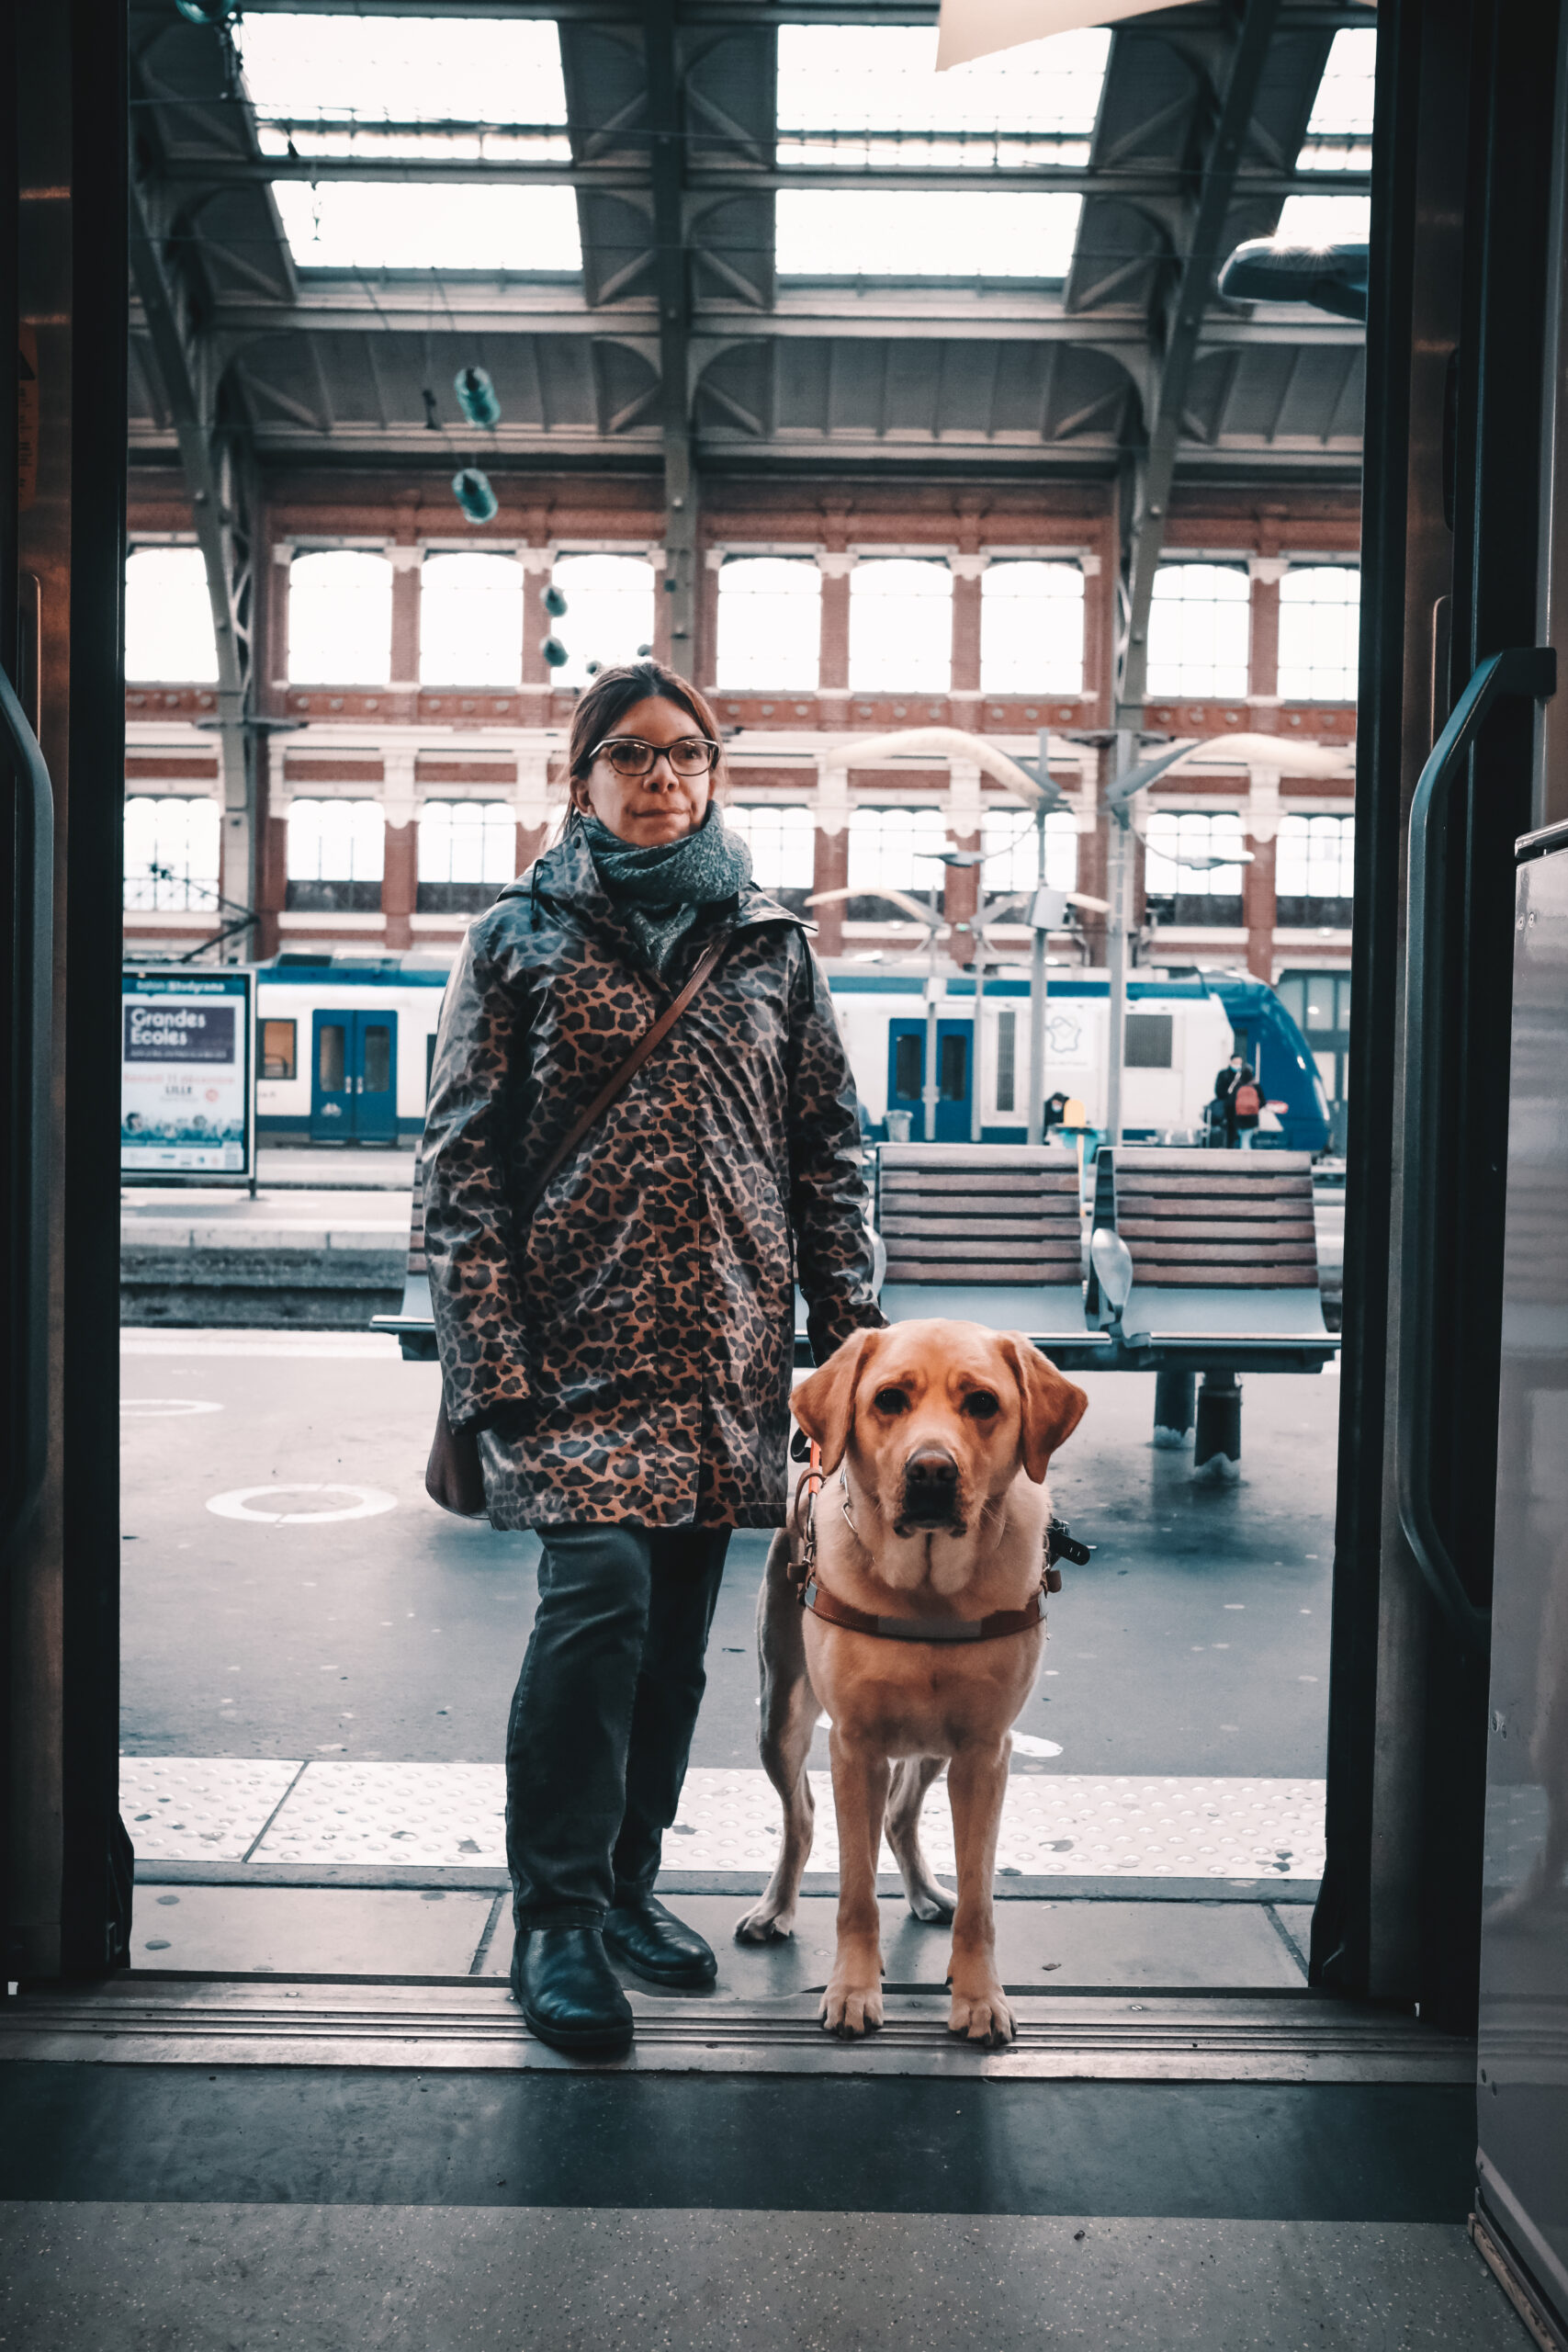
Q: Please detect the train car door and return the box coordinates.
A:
[310,1010,398,1143]
[886,1016,972,1141]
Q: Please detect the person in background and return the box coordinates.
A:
[422,658,884,2061]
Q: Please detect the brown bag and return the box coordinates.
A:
[424,932,732,1518]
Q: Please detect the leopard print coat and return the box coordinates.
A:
[423,820,884,1530]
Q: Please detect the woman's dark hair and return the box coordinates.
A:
[565,659,726,806]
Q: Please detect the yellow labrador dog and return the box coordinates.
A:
[736,1319,1087,2045]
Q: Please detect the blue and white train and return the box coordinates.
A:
[250,949,1330,1154]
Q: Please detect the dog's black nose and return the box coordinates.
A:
[902,1449,960,1521]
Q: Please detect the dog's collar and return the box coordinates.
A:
[800,1576,1048,1645]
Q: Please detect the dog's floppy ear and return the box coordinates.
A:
[793,1326,884,1475]
[1000,1336,1088,1484]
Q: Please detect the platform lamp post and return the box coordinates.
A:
[1094,732,1355,1143]
[813,725,1110,1146]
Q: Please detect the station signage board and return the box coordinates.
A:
[121,968,254,1178]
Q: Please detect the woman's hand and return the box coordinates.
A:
[425,1394,490,1519]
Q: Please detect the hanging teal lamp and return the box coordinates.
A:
[452,469,499,525]
[454,366,502,428]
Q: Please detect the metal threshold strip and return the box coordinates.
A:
[0,1980,1474,2083]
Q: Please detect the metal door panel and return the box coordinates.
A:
[355,1012,397,1145]
[1479,831,1568,2332]
[310,1012,352,1139]
[886,1017,973,1143]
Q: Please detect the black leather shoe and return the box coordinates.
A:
[603,1892,718,1990]
[511,1927,635,2056]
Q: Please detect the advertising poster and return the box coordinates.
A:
[121,968,254,1177]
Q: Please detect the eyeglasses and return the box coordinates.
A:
[591,735,720,779]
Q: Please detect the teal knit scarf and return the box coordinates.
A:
[581,805,751,975]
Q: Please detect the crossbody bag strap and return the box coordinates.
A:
[517,929,731,1224]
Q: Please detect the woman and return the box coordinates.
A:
[423,659,883,2057]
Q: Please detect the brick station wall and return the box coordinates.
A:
[123,467,1359,991]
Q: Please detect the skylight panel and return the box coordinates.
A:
[778,25,1109,166]
[1297,27,1376,171]
[271,182,581,272]
[1273,194,1372,248]
[239,13,568,158]
[776,191,1081,279]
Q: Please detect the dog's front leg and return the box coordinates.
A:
[944,1739,1014,2046]
[820,1729,889,2038]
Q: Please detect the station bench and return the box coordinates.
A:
[371,1146,436,1362]
[372,1142,1337,1475]
[1084,1146,1337,1475]
[873,1144,1109,1372]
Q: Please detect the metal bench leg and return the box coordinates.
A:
[1193,1372,1242,1483]
[1152,1370,1195,1449]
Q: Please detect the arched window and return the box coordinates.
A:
[285,798,385,912]
[416,799,516,914]
[1278,568,1359,701]
[288,550,393,685]
[716,559,820,691]
[547,554,656,689]
[724,804,815,908]
[980,808,1079,896]
[848,560,953,693]
[1143,808,1247,927]
[123,796,221,910]
[1147,565,1250,699]
[419,553,524,687]
[124,548,218,684]
[979,563,1084,695]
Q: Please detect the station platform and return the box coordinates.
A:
[7,1329,1515,2349]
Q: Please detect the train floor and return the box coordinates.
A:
[0,1331,1523,2345]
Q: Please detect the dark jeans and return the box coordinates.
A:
[505,1522,730,1932]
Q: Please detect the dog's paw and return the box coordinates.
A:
[819,1977,885,2038]
[947,1983,1015,2046]
[733,1900,794,1944]
[907,1882,956,1926]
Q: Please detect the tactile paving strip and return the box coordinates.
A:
[119,1758,304,1861]
[251,1761,507,1869]
[123,1759,1325,1878]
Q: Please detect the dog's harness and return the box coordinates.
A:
[792,1437,1091,1646]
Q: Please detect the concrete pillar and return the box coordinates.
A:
[514,743,554,875]
[389,542,422,687]
[945,758,982,959]
[253,741,279,961]
[1248,555,1286,704]
[270,539,292,690]
[949,553,987,695]
[520,546,554,690]
[813,761,850,957]
[698,546,723,689]
[1080,748,1112,964]
[1080,549,1108,720]
[818,551,854,694]
[1245,766,1280,983]
[382,745,418,949]
[264,769,292,949]
[651,539,671,666]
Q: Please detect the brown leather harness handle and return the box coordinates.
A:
[517,930,731,1224]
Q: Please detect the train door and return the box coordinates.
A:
[886,1016,972,1141]
[310,1009,398,1143]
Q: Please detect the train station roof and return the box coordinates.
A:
[128,1,1372,485]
